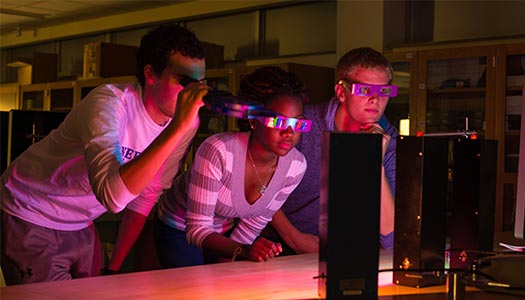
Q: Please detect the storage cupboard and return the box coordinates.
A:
[388,41,525,233]
[495,43,525,232]
[20,80,78,111]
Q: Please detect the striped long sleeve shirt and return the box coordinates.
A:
[157,131,307,248]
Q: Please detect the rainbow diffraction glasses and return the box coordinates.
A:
[338,80,398,97]
[255,115,312,132]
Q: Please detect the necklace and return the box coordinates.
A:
[247,150,267,194]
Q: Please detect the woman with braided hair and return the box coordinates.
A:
[154,66,312,268]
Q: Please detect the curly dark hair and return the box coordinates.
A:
[238,66,309,105]
[336,47,393,83]
[136,23,205,86]
[237,66,309,131]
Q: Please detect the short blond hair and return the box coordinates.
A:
[336,47,393,83]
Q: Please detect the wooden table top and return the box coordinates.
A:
[1,250,520,300]
[5,253,318,300]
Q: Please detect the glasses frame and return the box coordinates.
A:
[338,80,398,98]
[254,115,312,132]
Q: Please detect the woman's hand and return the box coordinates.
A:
[244,237,283,262]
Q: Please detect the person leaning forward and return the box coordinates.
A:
[0,23,209,284]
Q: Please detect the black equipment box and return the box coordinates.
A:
[319,132,382,300]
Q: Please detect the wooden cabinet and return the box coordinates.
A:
[416,46,496,137]
[16,76,138,112]
[495,43,525,232]
[20,80,78,111]
[389,41,525,233]
[416,44,525,233]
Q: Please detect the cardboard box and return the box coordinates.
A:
[201,41,224,69]
[83,42,138,78]
[7,52,58,85]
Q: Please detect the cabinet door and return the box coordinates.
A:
[417,46,496,137]
[20,83,47,110]
[495,43,525,231]
[48,81,77,111]
[20,81,77,111]
[384,51,418,135]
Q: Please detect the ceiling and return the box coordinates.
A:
[0,0,181,35]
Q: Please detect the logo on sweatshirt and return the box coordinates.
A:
[121,146,141,161]
[20,267,33,278]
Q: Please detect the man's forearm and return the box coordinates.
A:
[119,125,189,195]
[270,209,319,254]
[380,166,395,235]
[271,209,301,245]
[107,208,147,271]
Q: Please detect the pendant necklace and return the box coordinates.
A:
[247,150,267,194]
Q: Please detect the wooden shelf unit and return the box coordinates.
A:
[388,41,525,233]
